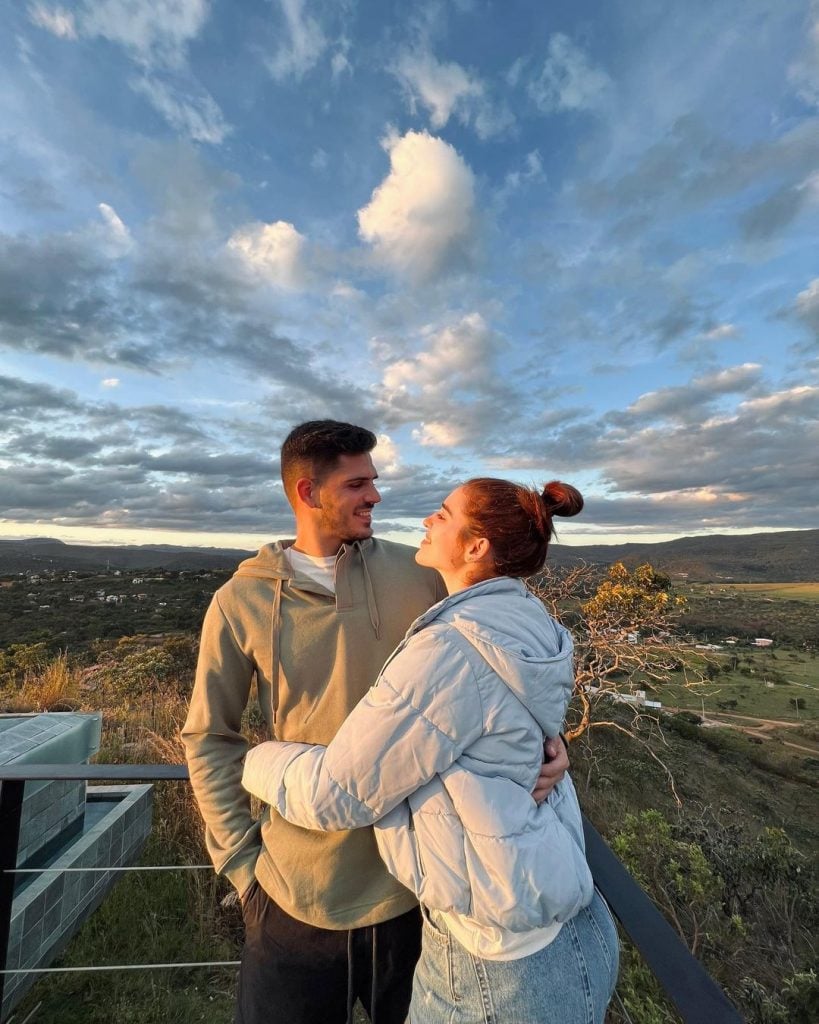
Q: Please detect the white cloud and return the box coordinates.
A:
[97,202,133,255]
[80,0,209,69]
[267,0,327,81]
[357,130,477,283]
[228,220,310,290]
[702,323,739,340]
[392,49,512,139]
[28,3,77,39]
[101,378,120,388]
[788,3,819,108]
[528,33,611,113]
[378,313,515,449]
[374,433,401,475]
[394,50,482,129]
[131,75,230,144]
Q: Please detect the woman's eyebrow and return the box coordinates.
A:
[441,502,452,515]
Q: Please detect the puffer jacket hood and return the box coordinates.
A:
[404,576,574,737]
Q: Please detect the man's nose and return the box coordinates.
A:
[368,483,381,504]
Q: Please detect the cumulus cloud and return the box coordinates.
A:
[528,34,611,114]
[101,378,120,389]
[267,0,327,81]
[357,130,477,284]
[227,221,310,290]
[615,364,763,425]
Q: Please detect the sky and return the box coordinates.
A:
[1,0,818,550]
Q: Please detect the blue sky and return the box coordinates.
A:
[1,0,817,549]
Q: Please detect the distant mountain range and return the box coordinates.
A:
[1,530,817,581]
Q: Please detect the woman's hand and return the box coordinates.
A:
[532,736,570,804]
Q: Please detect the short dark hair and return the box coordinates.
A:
[280,420,377,501]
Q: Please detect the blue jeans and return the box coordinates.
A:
[410,890,619,1024]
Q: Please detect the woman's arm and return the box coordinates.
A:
[242,628,484,831]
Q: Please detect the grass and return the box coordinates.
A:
[657,645,818,724]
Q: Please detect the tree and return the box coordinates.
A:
[531,562,693,742]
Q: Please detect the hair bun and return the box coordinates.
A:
[541,481,584,518]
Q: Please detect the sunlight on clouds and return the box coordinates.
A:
[28,3,77,39]
[412,421,466,447]
[228,220,309,290]
[382,314,496,397]
[357,130,476,283]
[374,434,401,475]
[100,378,120,388]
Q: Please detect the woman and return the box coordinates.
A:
[242,478,619,1023]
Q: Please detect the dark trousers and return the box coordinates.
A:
[235,882,422,1024]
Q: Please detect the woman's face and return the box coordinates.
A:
[415,486,471,573]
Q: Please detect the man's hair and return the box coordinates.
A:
[280,420,377,501]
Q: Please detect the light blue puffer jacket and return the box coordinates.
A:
[242,576,594,932]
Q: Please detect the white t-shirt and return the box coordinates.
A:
[438,909,562,961]
[286,547,337,593]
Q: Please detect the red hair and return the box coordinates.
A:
[461,478,583,581]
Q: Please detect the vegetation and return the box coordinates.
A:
[1,564,817,1023]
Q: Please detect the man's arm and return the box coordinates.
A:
[532,736,570,804]
[182,593,261,899]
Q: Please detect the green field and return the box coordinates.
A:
[690,582,819,602]
[656,644,819,723]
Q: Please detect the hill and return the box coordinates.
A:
[1,529,817,581]
[0,538,251,573]
[550,528,819,582]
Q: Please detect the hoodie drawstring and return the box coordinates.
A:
[345,929,355,1024]
[270,577,282,731]
[370,924,378,1024]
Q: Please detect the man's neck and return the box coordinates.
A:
[291,532,343,558]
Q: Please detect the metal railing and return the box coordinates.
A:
[0,765,745,1023]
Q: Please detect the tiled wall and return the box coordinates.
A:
[2,785,153,1018]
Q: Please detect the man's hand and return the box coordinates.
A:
[532,737,570,804]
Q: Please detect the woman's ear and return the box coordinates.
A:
[463,535,491,564]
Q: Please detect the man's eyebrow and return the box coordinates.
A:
[344,474,378,484]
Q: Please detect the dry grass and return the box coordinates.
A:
[17,651,81,712]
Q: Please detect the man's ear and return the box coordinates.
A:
[463,536,491,564]
[295,476,321,509]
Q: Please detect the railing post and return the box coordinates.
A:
[0,780,25,1017]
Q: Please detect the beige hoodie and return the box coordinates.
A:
[182,537,445,928]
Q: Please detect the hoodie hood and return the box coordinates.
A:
[234,540,293,580]
[410,576,574,736]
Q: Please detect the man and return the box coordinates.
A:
[182,420,569,1023]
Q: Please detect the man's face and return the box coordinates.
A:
[313,453,381,546]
